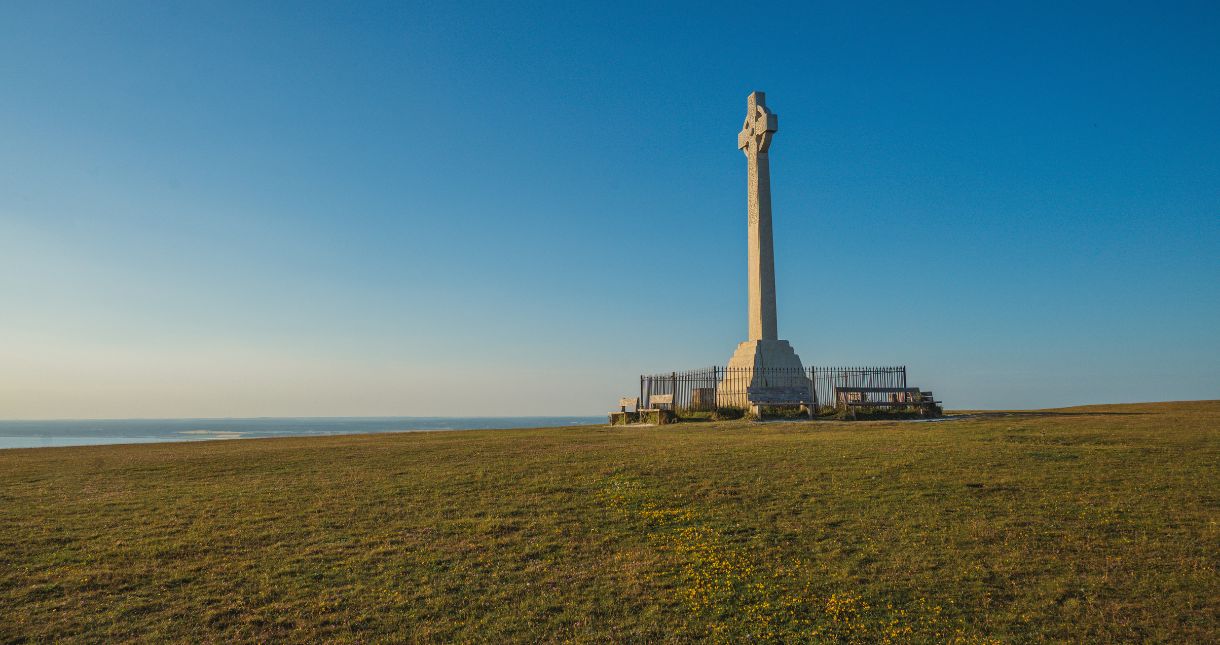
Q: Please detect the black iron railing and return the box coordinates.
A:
[639,366,907,412]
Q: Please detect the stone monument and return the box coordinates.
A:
[719,91,808,405]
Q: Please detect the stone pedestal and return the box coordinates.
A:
[725,339,805,372]
[717,339,810,408]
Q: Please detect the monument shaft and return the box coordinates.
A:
[719,90,806,409]
[747,149,778,341]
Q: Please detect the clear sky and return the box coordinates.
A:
[1,1,1217,418]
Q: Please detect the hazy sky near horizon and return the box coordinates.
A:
[2,1,1218,418]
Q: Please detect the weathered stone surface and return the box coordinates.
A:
[725,339,805,372]
[609,411,644,425]
[608,411,639,425]
[717,339,810,407]
[608,409,678,425]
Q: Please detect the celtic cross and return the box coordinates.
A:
[738,91,778,157]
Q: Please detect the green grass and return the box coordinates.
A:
[2,401,1217,643]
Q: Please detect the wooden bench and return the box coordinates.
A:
[627,393,676,425]
[835,387,921,404]
[747,386,815,419]
[834,387,941,417]
[610,395,678,425]
[608,396,642,425]
[644,393,674,411]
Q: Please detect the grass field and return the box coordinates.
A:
[1,401,1217,643]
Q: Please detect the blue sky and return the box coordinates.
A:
[1,1,1217,417]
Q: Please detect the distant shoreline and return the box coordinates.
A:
[0,416,606,450]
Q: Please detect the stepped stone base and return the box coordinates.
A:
[717,339,810,408]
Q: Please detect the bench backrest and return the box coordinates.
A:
[648,394,674,407]
[747,386,812,405]
[618,397,639,411]
[836,387,920,403]
[835,387,921,395]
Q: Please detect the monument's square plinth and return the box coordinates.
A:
[724,339,806,373]
[717,339,809,408]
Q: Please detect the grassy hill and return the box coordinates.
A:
[1,401,1216,643]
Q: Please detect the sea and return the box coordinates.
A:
[0,416,607,450]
